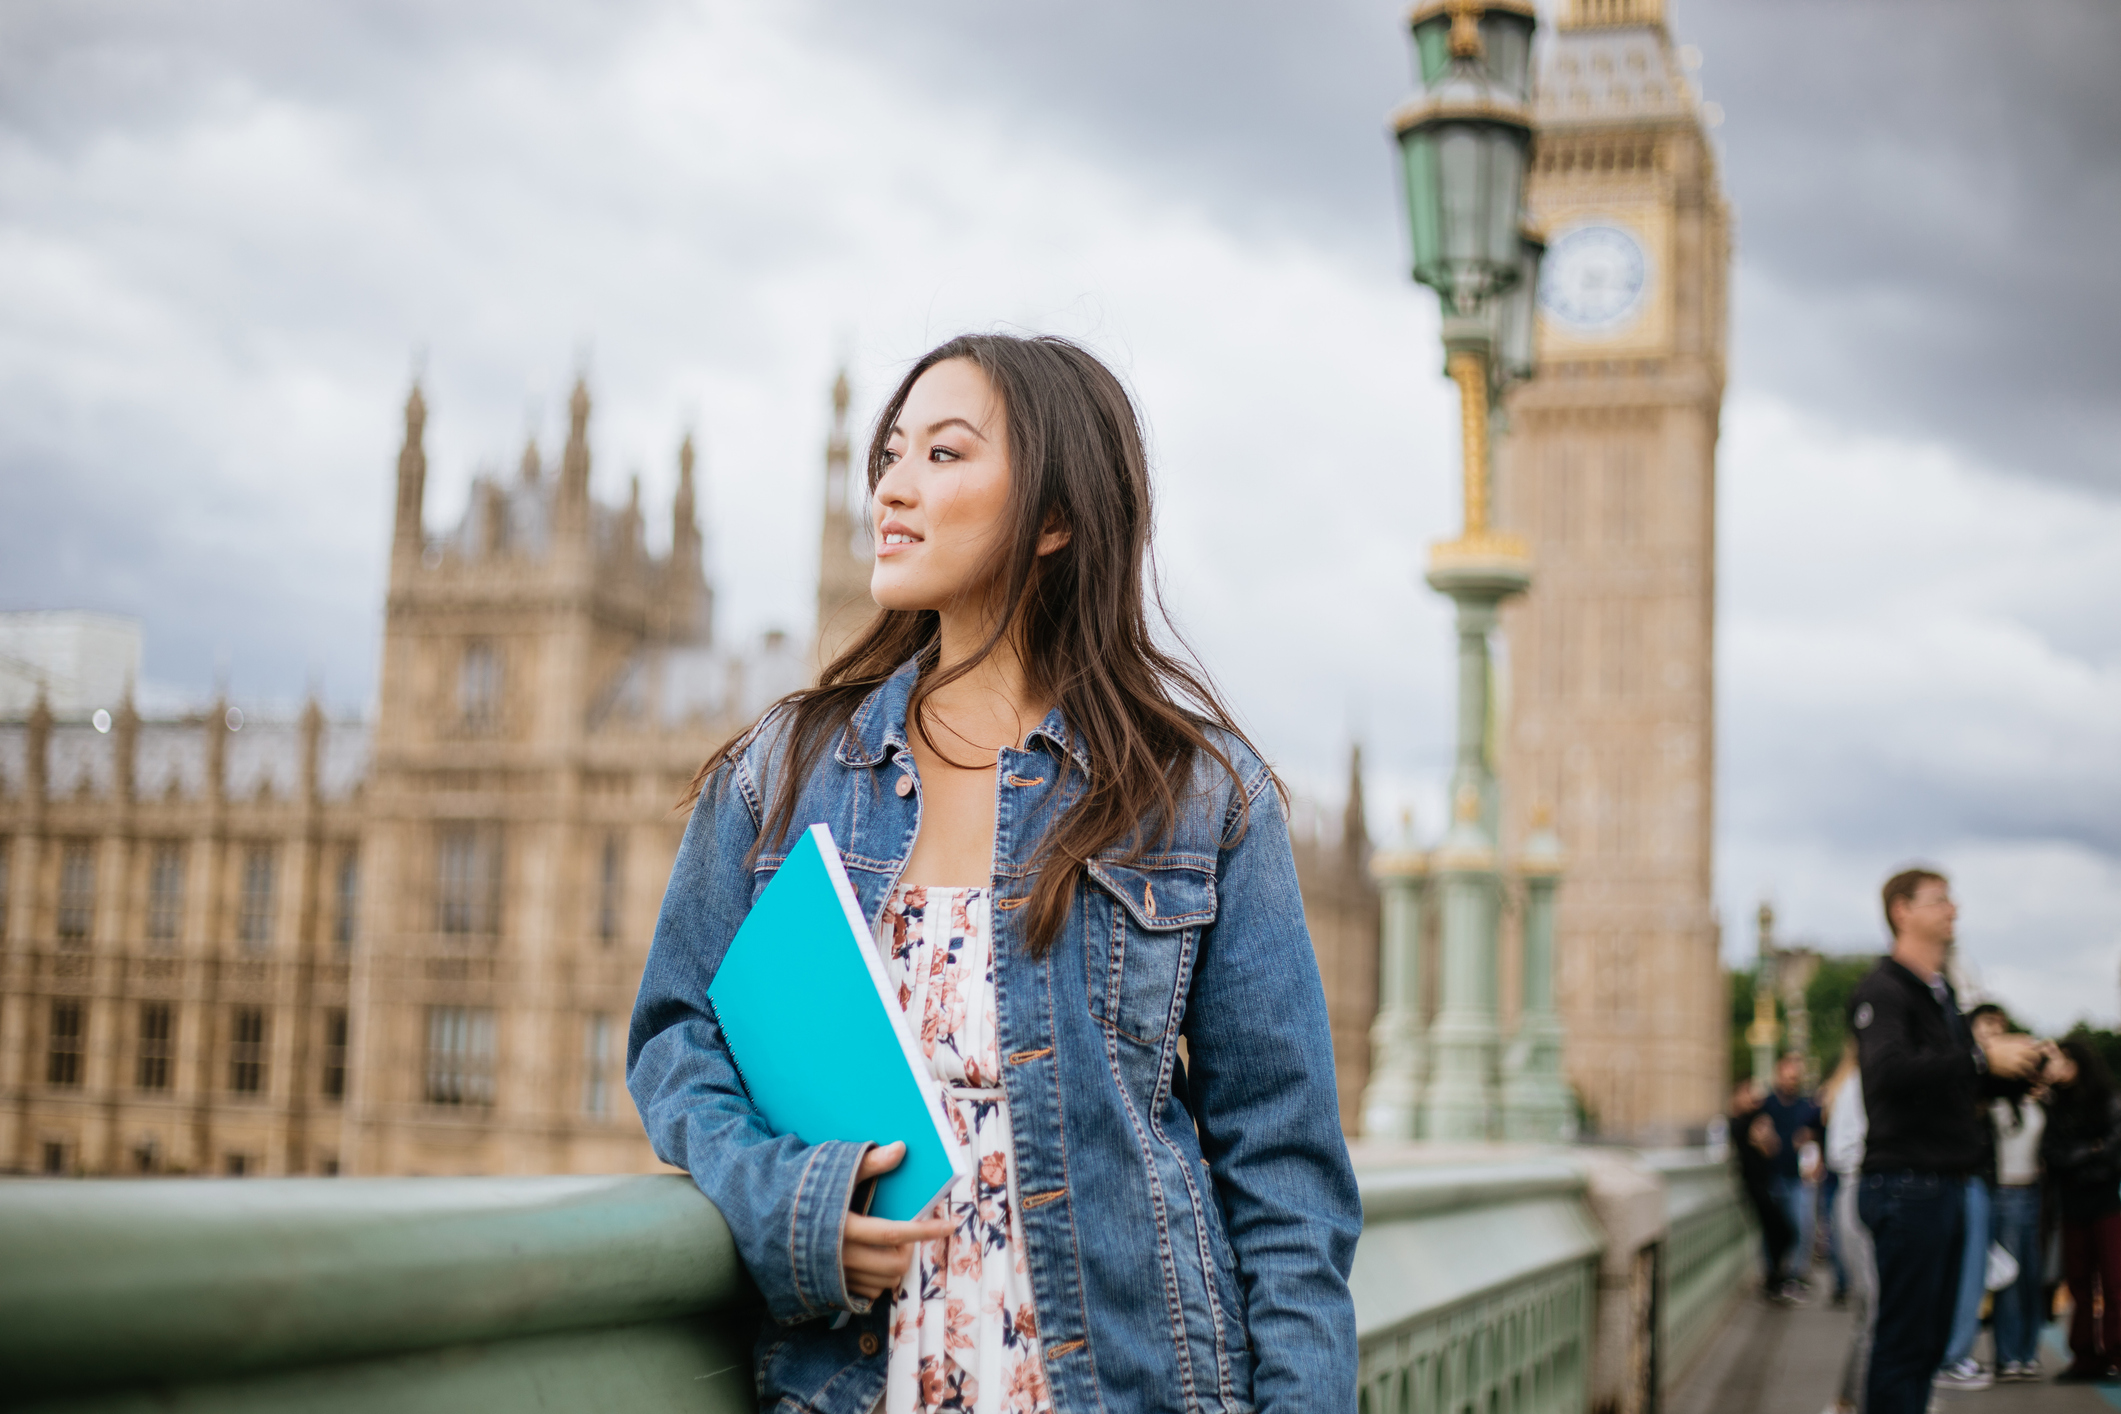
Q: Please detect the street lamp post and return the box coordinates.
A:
[1502,809,1572,1139]
[1390,0,1540,1141]
[1361,819,1431,1140]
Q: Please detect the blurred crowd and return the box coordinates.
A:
[1725,869,2121,1414]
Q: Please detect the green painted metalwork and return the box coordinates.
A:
[0,1154,1753,1411]
[1352,1159,1600,1414]
[1647,1153,1757,1383]
[0,1174,750,1412]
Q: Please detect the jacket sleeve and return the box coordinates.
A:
[626,745,873,1325]
[1854,981,1975,1103]
[1182,763,1362,1414]
[2043,1098,2121,1177]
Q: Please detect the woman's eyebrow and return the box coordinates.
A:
[922,416,987,442]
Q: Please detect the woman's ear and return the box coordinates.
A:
[1035,511,1072,558]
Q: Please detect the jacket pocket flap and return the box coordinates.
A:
[1086,859,1217,930]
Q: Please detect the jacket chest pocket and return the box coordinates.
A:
[1084,859,1216,1045]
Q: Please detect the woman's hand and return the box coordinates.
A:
[841,1142,956,1302]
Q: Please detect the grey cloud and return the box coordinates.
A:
[1679,0,2121,491]
[804,0,2121,493]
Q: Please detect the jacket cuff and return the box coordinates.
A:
[789,1139,874,1320]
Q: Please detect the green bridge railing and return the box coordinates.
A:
[1,1150,1752,1413]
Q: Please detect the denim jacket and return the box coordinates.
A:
[628,661,1360,1414]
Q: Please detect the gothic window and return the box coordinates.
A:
[237,845,276,951]
[436,825,503,939]
[228,1007,268,1094]
[1546,445,1575,548]
[0,839,11,941]
[137,1003,174,1091]
[1606,445,1639,546]
[597,834,623,944]
[57,840,96,944]
[46,1001,84,1087]
[146,842,185,945]
[459,641,500,730]
[332,850,359,952]
[426,1007,496,1107]
[42,1141,68,1175]
[582,1014,613,1116]
[321,1009,348,1101]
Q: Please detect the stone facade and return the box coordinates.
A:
[1495,0,1730,1140]
[0,378,802,1176]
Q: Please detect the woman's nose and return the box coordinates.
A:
[875,460,915,508]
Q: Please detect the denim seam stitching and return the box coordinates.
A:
[1146,926,1235,1404]
[1046,901,1109,1414]
[787,1142,828,1319]
[1098,904,1201,1408]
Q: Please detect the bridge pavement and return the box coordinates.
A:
[1670,1263,2121,1414]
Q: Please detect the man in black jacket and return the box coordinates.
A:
[1853,868,2041,1414]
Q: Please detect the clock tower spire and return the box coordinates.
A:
[1494,0,1730,1140]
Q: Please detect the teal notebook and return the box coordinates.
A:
[707,823,966,1222]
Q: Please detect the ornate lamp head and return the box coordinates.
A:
[1393,0,1539,315]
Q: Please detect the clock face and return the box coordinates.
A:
[1540,223,1649,335]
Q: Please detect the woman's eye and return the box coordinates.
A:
[928,445,959,463]
[881,448,901,466]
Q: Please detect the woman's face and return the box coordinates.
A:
[870,359,1013,616]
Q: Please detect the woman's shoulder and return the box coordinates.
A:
[1188,723,1274,799]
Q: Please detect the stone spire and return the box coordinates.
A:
[301,695,325,804]
[672,434,701,573]
[26,688,51,807]
[519,436,541,485]
[1342,743,1370,866]
[554,375,592,538]
[114,687,139,802]
[812,368,874,672]
[394,382,428,550]
[666,434,712,644]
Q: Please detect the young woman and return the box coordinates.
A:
[628,334,1360,1414]
[2041,1038,2121,1382]
[1982,1012,2047,1382]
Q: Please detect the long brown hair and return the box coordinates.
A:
[683,333,1263,957]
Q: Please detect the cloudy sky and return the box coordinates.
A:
[3,1,2116,1028]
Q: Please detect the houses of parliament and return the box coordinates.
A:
[0,1,1726,1176]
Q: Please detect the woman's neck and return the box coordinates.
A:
[929,607,1046,750]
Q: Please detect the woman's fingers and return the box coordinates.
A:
[841,1211,956,1298]
[846,1213,955,1247]
[854,1142,907,1183]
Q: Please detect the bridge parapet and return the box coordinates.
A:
[1,1151,1751,1412]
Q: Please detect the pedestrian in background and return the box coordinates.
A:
[1823,1042,1875,1414]
[2041,1038,2121,1382]
[1818,1047,1857,1308]
[1732,1079,1798,1303]
[1761,1052,1823,1297]
[1987,1017,2048,1383]
[1933,1003,2012,1390]
[1851,868,2042,1414]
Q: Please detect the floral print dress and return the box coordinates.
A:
[878,885,1052,1414]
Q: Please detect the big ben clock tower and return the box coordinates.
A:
[1496,0,1730,1139]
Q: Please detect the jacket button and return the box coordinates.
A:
[859,1332,880,1356]
[895,774,913,798]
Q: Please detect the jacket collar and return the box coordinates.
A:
[1880,954,1956,1007]
[835,656,1091,776]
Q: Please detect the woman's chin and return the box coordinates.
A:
[869,581,937,615]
